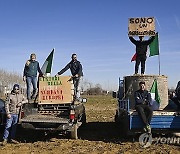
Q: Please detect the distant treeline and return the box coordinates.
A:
[0,69,24,96]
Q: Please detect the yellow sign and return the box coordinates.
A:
[128,17,155,36]
[38,76,73,104]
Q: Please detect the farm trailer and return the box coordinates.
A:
[113,77,180,136]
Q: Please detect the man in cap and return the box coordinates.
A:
[2,84,28,145]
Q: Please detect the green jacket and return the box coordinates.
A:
[23,60,43,77]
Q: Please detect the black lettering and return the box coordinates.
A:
[129,18,134,24]
[144,31,148,35]
[129,30,155,36]
[135,18,140,24]
[140,18,146,23]
[139,24,147,28]
[147,17,153,24]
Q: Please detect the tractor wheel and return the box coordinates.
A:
[70,124,78,139]
[81,112,86,126]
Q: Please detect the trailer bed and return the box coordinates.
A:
[21,114,69,123]
[129,110,180,130]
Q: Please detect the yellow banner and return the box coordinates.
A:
[38,76,73,104]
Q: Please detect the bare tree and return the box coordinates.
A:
[0,69,24,96]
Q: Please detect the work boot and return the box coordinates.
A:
[143,127,147,132]
[31,95,36,99]
[146,124,151,134]
[10,139,19,144]
[1,139,7,146]
[28,98,31,103]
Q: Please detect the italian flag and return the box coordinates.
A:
[131,33,159,62]
[149,32,159,57]
[41,48,54,76]
[131,53,137,62]
[150,79,161,110]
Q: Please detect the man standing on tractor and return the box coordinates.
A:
[56,53,83,101]
[134,81,153,133]
[23,53,44,101]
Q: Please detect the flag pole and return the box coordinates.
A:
[158,53,160,75]
[158,33,161,75]
[155,17,161,75]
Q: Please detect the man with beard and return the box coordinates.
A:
[56,54,83,101]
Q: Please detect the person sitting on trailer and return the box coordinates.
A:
[134,81,153,133]
[170,81,180,110]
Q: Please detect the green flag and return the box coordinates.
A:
[41,48,54,75]
[150,79,161,110]
[149,33,159,56]
[150,79,160,103]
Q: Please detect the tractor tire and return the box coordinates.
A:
[70,124,78,139]
[81,112,86,126]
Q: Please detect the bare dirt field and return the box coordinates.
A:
[0,95,179,154]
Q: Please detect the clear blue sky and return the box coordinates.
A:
[0,0,180,90]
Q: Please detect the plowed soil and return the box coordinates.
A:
[0,95,179,154]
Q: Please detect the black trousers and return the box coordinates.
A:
[135,54,146,74]
[135,104,153,126]
[171,96,180,109]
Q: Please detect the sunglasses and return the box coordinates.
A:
[14,88,19,90]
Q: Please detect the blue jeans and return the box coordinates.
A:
[73,77,82,100]
[3,114,18,140]
[26,76,37,100]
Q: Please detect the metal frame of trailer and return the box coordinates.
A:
[114,78,180,135]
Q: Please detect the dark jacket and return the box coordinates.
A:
[129,36,155,55]
[58,60,83,77]
[134,89,151,105]
[175,81,180,99]
[23,60,43,77]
